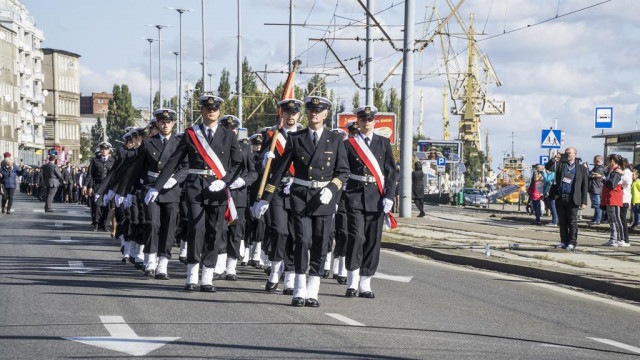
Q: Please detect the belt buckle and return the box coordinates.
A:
[366,175,374,183]
[310,180,320,188]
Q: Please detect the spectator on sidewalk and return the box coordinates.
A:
[540,165,558,226]
[588,155,606,224]
[546,146,588,251]
[0,157,26,214]
[412,161,425,217]
[527,170,545,225]
[631,169,640,230]
[601,154,625,247]
[619,158,633,246]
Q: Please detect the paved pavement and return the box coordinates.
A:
[1,193,639,359]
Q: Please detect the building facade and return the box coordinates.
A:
[0,0,46,165]
[80,91,112,115]
[42,48,81,165]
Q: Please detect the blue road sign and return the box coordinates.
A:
[595,107,613,129]
[541,129,562,149]
[540,155,549,166]
[436,157,446,166]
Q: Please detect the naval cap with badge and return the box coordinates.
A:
[346,121,360,133]
[148,117,158,129]
[331,128,347,140]
[354,105,378,120]
[278,98,303,113]
[98,141,112,149]
[249,133,263,145]
[153,108,176,121]
[219,115,242,129]
[197,94,224,110]
[304,95,332,112]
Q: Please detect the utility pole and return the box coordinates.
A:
[143,38,155,115]
[173,51,179,112]
[365,0,374,104]
[289,0,294,72]
[237,0,243,121]
[201,0,206,92]
[418,89,424,137]
[147,25,170,107]
[169,7,191,132]
[400,0,414,218]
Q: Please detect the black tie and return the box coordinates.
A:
[161,137,167,149]
[313,131,318,148]
[364,137,370,147]
[207,129,213,143]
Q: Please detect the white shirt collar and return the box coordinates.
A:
[359,132,373,143]
[309,127,324,140]
[159,133,171,141]
[204,123,218,135]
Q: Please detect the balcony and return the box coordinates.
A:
[34,73,44,82]
[33,50,43,59]
[34,116,45,125]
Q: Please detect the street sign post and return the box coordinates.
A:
[541,129,562,149]
[436,157,446,166]
[595,107,613,129]
[539,155,549,166]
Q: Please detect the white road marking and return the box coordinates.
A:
[373,272,413,283]
[382,250,640,313]
[540,343,575,350]
[33,209,44,213]
[588,338,640,354]
[49,237,78,243]
[64,315,180,356]
[325,313,366,327]
[47,261,100,274]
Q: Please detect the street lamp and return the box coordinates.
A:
[142,38,157,115]
[146,24,172,107]
[172,51,179,112]
[207,73,213,92]
[168,7,192,133]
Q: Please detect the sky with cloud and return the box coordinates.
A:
[22,0,640,170]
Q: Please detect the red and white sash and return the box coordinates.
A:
[348,135,397,229]
[274,131,295,176]
[186,125,237,222]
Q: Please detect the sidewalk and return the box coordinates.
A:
[383,206,640,302]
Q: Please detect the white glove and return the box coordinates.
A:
[94,194,101,203]
[382,198,394,213]
[283,178,293,195]
[145,188,159,205]
[252,200,269,219]
[229,177,246,190]
[163,177,178,189]
[124,194,134,209]
[208,180,226,192]
[262,151,276,168]
[115,194,124,207]
[319,187,333,205]
[104,190,115,202]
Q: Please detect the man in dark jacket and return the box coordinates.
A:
[588,155,605,224]
[546,147,589,250]
[41,155,65,212]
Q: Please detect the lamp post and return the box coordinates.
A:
[172,51,179,112]
[207,73,213,92]
[142,38,157,115]
[168,7,192,133]
[147,24,172,107]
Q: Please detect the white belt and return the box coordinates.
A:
[188,169,216,176]
[292,178,329,189]
[350,174,377,183]
[147,171,160,178]
[281,176,293,184]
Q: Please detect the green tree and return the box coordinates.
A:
[352,91,360,109]
[152,91,160,110]
[106,84,135,143]
[90,117,104,145]
[217,68,231,101]
[306,74,327,97]
[373,83,388,111]
[387,87,400,116]
[463,143,486,186]
[79,134,93,163]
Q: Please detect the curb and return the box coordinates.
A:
[382,242,640,302]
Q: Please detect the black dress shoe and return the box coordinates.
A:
[225,274,238,281]
[184,283,198,291]
[144,270,155,277]
[283,288,294,296]
[239,261,247,266]
[336,276,347,285]
[305,298,320,307]
[121,258,128,263]
[247,260,257,267]
[129,257,135,264]
[265,281,278,292]
[345,288,357,298]
[45,209,54,213]
[291,297,305,307]
[200,284,216,292]
[155,273,170,280]
[264,266,271,275]
[333,274,338,279]
[322,270,330,278]
[358,291,375,299]
[134,263,144,270]
[178,256,187,265]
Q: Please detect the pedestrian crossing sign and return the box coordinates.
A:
[541,129,561,149]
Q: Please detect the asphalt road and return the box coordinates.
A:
[0,193,639,359]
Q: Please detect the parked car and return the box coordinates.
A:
[461,188,488,208]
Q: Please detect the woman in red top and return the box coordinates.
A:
[528,171,545,225]
[601,154,624,246]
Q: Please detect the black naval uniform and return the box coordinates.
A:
[85,155,115,230]
[154,123,242,269]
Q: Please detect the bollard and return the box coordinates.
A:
[485,243,491,258]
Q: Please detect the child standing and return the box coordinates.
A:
[630,169,640,231]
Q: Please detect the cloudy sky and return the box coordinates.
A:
[23,0,639,170]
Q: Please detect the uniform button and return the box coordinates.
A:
[309,166,313,170]
[320,176,324,180]
[327,157,331,160]
[321,167,324,170]
[301,157,305,160]
[158,161,161,165]
[309,176,312,180]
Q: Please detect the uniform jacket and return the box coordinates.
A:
[259,127,295,209]
[84,156,115,189]
[96,146,130,196]
[230,142,257,208]
[343,133,397,212]
[126,134,188,203]
[0,165,24,189]
[41,162,64,188]
[263,127,350,216]
[154,124,242,206]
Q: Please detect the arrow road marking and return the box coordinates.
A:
[47,261,100,274]
[64,316,180,357]
[588,338,640,355]
[325,313,366,327]
[373,272,413,283]
[49,237,78,243]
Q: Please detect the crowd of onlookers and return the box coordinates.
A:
[528,153,636,247]
[0,151,92,214]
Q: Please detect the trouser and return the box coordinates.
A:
[606,205,624,242]
[621,205,629,243]
[114,205,127,239]
[293,211,331,276]
[546,196,558,224]
[632,204,640,228]
[268,205,295,271]
[186,202,225,268]
[96,203,111,229]
[346,210,383,276]
[144,201,179,258]
[2,188,15,211]
[333,204,348,258]
[221,207,246,259]
[176,199,188,244]
[127,195,140,241]
[532,199,542,223]
[45,186,57,210]
[414,198,425,215]
[63,184,73,202]
[590,193,602,222]
[555,196,579,246]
